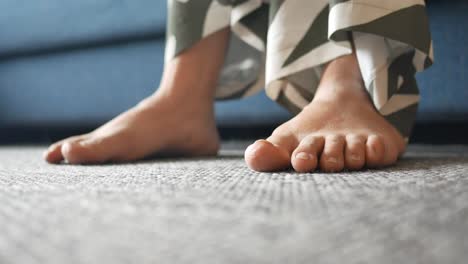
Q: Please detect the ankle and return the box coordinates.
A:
[157,85,214,103]
[313,78,369,106]
[141,88,215,116]
[156,67,218,106]
[313,54,369,103]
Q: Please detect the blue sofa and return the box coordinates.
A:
[0,0,467,140]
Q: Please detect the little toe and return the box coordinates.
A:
[366,135,386,168]
[319,135,345,172]
[291,136,325,173]
[245,136,295,172]
[344,134,366,171]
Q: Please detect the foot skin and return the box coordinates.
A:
[44,29,231,164]
[245,54,406,172]
[44,93,220,164]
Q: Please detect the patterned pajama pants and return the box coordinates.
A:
[165,0,433,141]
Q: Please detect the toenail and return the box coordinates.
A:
[295,152,313,160]
[327,157,338,163]
[351,154,361,161]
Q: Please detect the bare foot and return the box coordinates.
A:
[44,93,220,164]
[245,54,406,172]
[44,29,232,164]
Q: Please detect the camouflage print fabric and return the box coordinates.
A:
[165,0,433,140]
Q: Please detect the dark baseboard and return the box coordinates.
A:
[1,122,468,145]
[410,122,468,144]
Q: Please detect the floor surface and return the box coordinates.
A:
[0,143,467,264]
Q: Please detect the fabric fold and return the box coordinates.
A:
[166,0,433,139]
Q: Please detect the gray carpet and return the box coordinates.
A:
[0,143,468,264]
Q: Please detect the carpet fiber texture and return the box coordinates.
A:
[0,143,468,264]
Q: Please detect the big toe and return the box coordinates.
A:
[245,140,291,172]
[44,142,65,164]
[62,136,120,164]
[44,136,84,164]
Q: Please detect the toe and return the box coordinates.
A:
[381,139,400,167]
[344,134,366,171]
[266,127,299,156]
[319,135,345,172]
[61,140,88,164]
[62,135,122,164]
[291,136,325,173]
[44,136,85,164]
[245,137,295,172]
[44,142,64,164]
[365,135,386,168]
